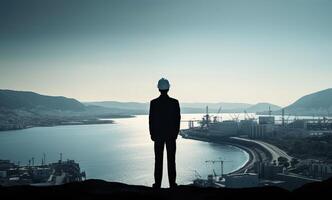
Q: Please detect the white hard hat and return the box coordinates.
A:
[157,78,170,90]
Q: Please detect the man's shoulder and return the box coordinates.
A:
[150,96,179,104]
[150,98,159,104]
[169,97,179,104]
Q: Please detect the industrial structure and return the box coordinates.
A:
[181,107,332,139]
[182,106,331,189]
[0,155,86,186]
[192,159,321,190]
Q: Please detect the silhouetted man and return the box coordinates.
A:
[149,78,181,188]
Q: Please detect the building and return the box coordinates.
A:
[246,116,276,138]
[0,159,85,186]
[249,124,275,138]
[225,173,259,188]
[306,116,332,130]
[0,171,7,178]
[0,160,17,170]
[239,119,257,135]
[296,159,332,179]
[309,161,332,179]
[288,119,307,129]
[207,120,239,136]
[254,161,283,179]
[259,116,275,125]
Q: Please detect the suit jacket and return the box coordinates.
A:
[149,95,181,141]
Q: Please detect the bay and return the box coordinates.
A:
[0,114,249,187]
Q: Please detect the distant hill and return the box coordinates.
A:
[85,101,253,114]
[283,88,332,116]
[87,101,287,113]
[181,102,252,113]
[85,101,149,111]
[0,90,132,131]
[246,103,281,113]
[0,90,85,111]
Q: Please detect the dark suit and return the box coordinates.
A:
[149,94,181,187]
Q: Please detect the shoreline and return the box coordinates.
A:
[0,115,136,132]
[0,120,115,132]
[179,133,274,174]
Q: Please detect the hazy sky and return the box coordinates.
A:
[0,0,331,106]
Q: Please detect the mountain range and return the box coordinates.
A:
[85,101,281,114]
[3,88,332,116]
[0,90,85,111]
[1,87,332,131]
[0,90,133,131]
[283,88,332,116]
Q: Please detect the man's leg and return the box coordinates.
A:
[166,140,176,187]
[154,140,164,188]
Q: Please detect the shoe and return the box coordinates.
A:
[152,183,161,189]
[169,183,178,189]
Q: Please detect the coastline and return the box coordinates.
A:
[0,120,114,132]
[179,133,274,174]
[0,115,135,132]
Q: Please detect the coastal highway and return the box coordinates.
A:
[231,137,293,165]
[180,131,293,173]
[180,133,272,174]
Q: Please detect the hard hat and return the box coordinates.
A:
[157,78,170,90]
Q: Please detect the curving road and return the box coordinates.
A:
[230,137,293,165]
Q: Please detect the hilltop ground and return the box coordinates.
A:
[1,178,332,200]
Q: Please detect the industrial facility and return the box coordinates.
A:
[182,106,332,189]
[0,155,86,186]
[182,107,332,139]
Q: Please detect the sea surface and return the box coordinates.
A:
[0,114,250,187]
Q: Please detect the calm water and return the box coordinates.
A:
[0,114,249,187]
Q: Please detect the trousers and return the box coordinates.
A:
[154,139,176,187]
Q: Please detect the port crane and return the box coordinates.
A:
[213,106,222,122]
[194,170,202,179]
[229,113,240,122]
[205,159,231,177]
[195,106,211,129]
[200,105,225,128]
[244,110,255,120]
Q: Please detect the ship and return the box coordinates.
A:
[0,154,86,186]
[181,106,257,138]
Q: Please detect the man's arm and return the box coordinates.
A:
[174,100,181,137]
[149,101,155,141]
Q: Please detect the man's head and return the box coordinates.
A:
[157,78,170,95]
